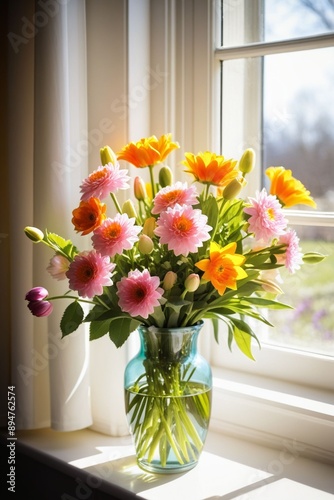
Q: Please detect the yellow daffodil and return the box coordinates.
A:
[196,242,247,295]
[266,166,316,208]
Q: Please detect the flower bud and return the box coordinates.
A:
[134,176,147,201]
[159,166,173,187]
[25,286,49,301]
[100,145,117,166]
[184,273,200,292]
[142,217,156,238]
[260,280,283,295]
[222,178,246,200]
[239,148,255,174]
[302,252,327,264]
[27,300,53,317]
[163,271,177,291]
[122,200,137,219]
[138,234,154,255]
[24,226,44,242]
[47,255,70,281]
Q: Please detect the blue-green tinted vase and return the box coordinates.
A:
[124,321,212,474]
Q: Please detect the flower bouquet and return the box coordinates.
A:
[25,133,324,472]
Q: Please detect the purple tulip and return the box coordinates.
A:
[27,300,53,317]
[25,287,49,302]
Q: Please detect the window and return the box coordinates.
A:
[214,0,334,379]
[209,1,334,456]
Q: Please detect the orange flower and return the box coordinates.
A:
[117,133,179,168]
[182,151,238,188]
[72,197,107,235]
[266,166,316,208]
[196,242,247,295]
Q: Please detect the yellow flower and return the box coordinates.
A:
[182,151,238,188]
[238,148,255,175]
[196,242,247,296]
[100,145,117,166]
[266,166,316,208]
[117,133,179,168]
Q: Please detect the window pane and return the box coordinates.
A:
[263,47,334,211]
[259,231,334,356]
[265,0,334,42]
[221,0,334,47]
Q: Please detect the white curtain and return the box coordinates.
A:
[5,0,130,436]
[3,0,212,435]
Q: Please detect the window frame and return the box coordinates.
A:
[213,0,334,379]
[208,0,334,460]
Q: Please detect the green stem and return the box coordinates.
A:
[46,295,96,306]
[148,164,156,198]
[110,192,122,213]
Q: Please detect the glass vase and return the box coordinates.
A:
[124,321,212,474]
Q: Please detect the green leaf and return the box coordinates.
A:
[240,297,292,309]
[46,231,78,258]
[109,317,141,348]
[233,325,255,360]
[211,317,219,343]
[165,298,192,313]
[60,302,84,337]
[89,320,111,340]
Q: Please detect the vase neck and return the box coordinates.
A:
[138,323,203,362]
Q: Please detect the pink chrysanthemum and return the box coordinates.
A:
[244,188,288,243]
[66,251,115,298]
[276,229,303,273]
[116,269,164,319]
[80,163,130,201]
[154,203,212,256]
[151,182,198,214]
[92,214,141,257]
[47,255,70,281]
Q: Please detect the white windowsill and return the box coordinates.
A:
[6,367,334,498]
[210,367,334,465]
[12,426,334,499]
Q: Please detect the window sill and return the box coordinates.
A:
[3,422,333,499]
[210,366,334,464]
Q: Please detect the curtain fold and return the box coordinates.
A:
[5,0,151,436]
[7,0,128,435]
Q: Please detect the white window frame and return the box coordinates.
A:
[208,0,334,462]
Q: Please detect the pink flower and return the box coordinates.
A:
[116,269,164,319]
[92,214,141,257]
[47,255,70,281]
[25,287,49,301]
[276,229,303,273]
[80,163,130,201]
[27,300,53,317]
[154,204,212,256]
[66,251,115,298]
[244,188,288,243]
[151,182,198,214]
